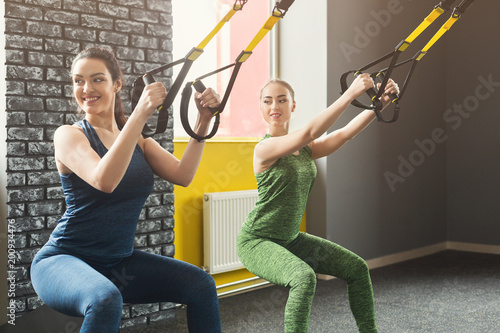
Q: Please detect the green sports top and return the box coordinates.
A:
[242,134,317,241]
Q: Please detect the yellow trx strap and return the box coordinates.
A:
[132,1,248,137]
[195,5,243,53]
[237,6,289,63]
[403,7,446,46]
[243,16,281,54]
[416,13,461,60]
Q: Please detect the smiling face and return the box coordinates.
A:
[260,82,296,134]
[72,58,121,117]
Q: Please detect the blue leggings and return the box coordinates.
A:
[31,245,221,333]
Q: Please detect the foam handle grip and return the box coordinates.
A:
[378,79,400,103]
[366,88,378,101]
[373,72,399,103]
[143,73,156,85]
[192,80,219,116]
[142,74,163,111]
[354,71,377,101]
[377,80,399,102]
[388,92,399,103]
[193,80,206,93]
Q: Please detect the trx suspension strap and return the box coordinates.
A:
[340,0,476,123]
[379,0,477,101]
[131,1,248,137]
[180,0,295,142]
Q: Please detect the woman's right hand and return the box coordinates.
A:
[135,82,167,119]
[344,73,375,101]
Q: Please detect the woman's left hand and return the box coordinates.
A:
[379,79,400,109]
[194,88,221,120]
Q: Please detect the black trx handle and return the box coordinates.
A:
[179,0,295,141]
[179,60,244,142]
[180,80,221,142]
[340,71,400,123]
[340,0,470,123]
[372,72,400,123]
[130,1,248,138]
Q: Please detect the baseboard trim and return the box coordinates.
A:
[446,241,500,255]
[317,241,500,281]
[366,242,447,270]
[318,243,446,281]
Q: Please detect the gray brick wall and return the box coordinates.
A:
[5,0,176,328]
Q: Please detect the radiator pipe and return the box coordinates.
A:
[216,276,262,290]
[217,281,271,297]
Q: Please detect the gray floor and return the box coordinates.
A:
[124,250,500,333]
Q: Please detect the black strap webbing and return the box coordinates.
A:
[276,0,295,12]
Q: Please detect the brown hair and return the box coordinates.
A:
[71,47,127,129]
[260,78,295,102]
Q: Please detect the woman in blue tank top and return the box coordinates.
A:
[30,48,222,332]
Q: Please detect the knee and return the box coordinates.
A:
[86,286,123,316]
[198,271,217,295]
[347,256,370,281]
[290,267,317,290]
[186,270,217,301]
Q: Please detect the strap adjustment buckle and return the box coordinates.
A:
[396,40,411,52]
[186,47,204,62]
[235,51,253,63]
[272,0,294,18]
[435,0,455,11]
[233,0,248,11]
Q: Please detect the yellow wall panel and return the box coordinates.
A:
[173,140,306,287]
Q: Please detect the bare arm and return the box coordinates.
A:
[310,79,400,159]
[54,82,166,193]
[143,88,221,187]
[254,74,375,173]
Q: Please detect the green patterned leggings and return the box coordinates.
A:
[237,231,378,333]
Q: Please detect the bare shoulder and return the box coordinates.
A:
[253,137,274,160]
[53,125,87,173]
[55,123,90,145]
[253,138,279,173]
[54,124,83,139]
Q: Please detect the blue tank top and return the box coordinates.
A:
[47,119,154,259]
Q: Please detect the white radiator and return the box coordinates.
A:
[203,189,258,274]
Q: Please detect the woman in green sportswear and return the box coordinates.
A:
[237,75,399,333]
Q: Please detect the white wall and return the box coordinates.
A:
[278,0,328,237]
[172,0,219,137]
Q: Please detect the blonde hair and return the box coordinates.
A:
[260,78,295,102]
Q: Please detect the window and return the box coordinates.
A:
[172,0,273,139]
